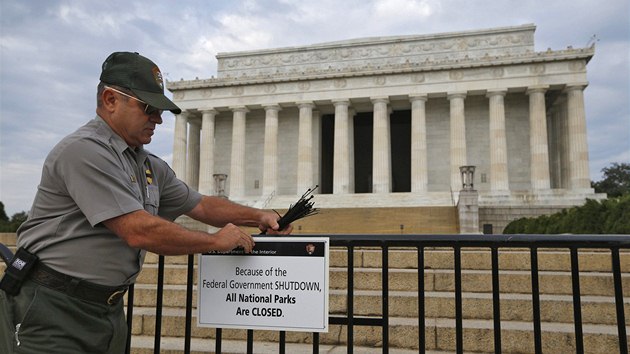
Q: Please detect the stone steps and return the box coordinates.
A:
[178,204,459,234]
[129,284,630,325]
[265,193,456,210]
[142,247,630,271]
[0,233,16,246]
[138,281,630,323]
[130,247,629,352]
[128,307,628,354]
[137,263,630,297]
[130,334,422,354]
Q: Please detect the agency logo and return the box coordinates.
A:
[152,67,164,90]
[12,258,27,270]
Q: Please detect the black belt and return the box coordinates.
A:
[28,263,128,305]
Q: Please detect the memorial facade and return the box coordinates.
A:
[167,24,602,232]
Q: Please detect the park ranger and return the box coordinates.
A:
[0,51,290,353]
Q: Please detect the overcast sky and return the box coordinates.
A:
[1,0,629,216]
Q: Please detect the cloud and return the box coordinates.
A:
[57,4,125,36]
[1,0,629,216]
[0,161,42,216]
[373,0,435,20]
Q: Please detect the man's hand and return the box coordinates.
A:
[257,211,293,235]
[213,223,256,253]
[184,196,293,237]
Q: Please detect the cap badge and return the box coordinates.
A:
[152,67,164,90]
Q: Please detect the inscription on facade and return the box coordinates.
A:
[215,25,536,79]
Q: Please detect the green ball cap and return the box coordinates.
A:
[100,52,181,114]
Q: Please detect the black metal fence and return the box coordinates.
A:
[125,234,630,354]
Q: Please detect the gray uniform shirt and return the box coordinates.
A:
[17,116,202,286]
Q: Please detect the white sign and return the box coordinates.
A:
[197,237,329,332]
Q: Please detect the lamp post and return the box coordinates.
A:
[458,165,479,234]
[459,165,476,191]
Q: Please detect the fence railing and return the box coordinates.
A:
[125,234,630,354]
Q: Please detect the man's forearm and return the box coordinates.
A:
[103,210,215,255]
[186,195,267,228]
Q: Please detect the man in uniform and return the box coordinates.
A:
[0,52,290,353]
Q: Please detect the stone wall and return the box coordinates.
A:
[479,205,570,234]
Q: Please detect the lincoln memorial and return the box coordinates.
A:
[167,24,603,233]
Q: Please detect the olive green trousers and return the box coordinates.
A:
[0,280,127,353]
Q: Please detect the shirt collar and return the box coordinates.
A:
[93,115,148,161]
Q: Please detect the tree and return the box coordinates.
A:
[0,202,27,232]
[591,162,630,198]
[10,212,28,229]
[0,202,8,222]
[503,195,630,234]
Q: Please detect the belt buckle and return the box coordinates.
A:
[107,289,126,305]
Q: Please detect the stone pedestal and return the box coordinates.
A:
[458,190,480,234]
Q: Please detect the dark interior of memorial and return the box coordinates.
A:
[320,110,411,194]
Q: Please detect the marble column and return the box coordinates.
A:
[348,108,356,193]
[487,90,509,193]
[297,102,315,193]
[198,109,217,196]
[527,86,551,191]
[262,105,281,196]
[333,100,351,194]
[548,98,568,189]
[172,111,189,182]
[565,84,591,190]
[372,97,391,193]
[559,98,571,188]
[312,109,322,190]
[410,95,428,193]
[448,92,467,192]
[186,118,201,190]
[229,106,248,198]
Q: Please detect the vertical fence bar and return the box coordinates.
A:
[312,332,319,353]
[418,246,425,354]
[610,248,628,354]
[348,244,354,354]
[125,284,135,354]
[279,331,286,354]
[570,248,584,354]
[247,329,254,353]
[454,246,463,354]
[184,254,195,354]
[382,244,389,354]
[491,247,501,353]
[154,255,165,354]
[216,328,222,354]
[529,247,542,354]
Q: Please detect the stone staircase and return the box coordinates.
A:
[1,233,628,353]
[129,245,629,353]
